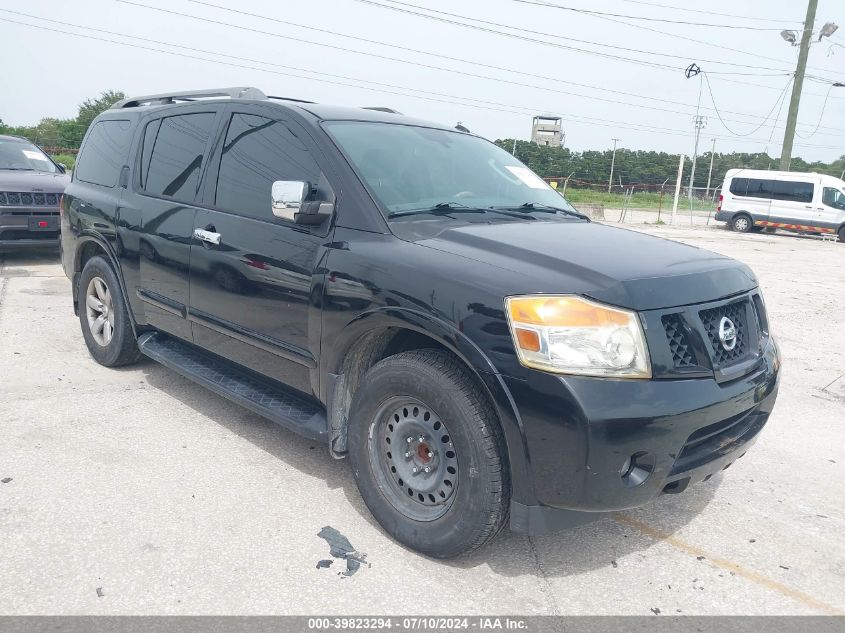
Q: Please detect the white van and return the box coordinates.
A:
[715,169,845,242]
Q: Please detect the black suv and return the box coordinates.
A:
[0,135,69,249]
[60,87,780,558]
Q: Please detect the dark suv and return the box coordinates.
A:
[60,88,780,558]
[0,135,69,249]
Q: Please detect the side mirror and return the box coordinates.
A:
[271,180,308,222]
[271,180,334,225]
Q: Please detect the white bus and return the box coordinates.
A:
[714,169,845,242]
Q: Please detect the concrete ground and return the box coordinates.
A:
[1,223,843,615]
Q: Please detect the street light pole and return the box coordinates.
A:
[608,138,620,193]
[780,0,818,171]
[705,138,717,199]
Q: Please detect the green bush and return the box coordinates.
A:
[50,153,76,171]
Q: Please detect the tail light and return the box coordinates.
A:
[717,194,723,212]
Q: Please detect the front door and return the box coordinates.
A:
[188,108,333,396]
[819,186,845,233]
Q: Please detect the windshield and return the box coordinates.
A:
[325,121,576,216]
[0,139,58,173]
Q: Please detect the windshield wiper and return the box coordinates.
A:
[387,202,488,218]
[492,203,590,220]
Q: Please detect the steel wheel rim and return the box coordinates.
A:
[368,397,458,522]
[85,276,115,347]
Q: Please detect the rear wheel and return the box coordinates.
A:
[839,226,845,243]
[78,256,141,367]
[731,214,753,233]
[348,350,509,558]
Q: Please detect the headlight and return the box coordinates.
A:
[505,295,651,378]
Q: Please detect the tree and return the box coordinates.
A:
[76,90,126,130]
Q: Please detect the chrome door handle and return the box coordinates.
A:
[193,228,221,245]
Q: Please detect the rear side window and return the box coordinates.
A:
[75,119,132,187]
[729,178,748,197]
[214,113,322,221]
[144,113,216,204]
[730,177,814,203]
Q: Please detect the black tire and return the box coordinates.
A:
[78,255,141,367]
[348,350,510,558]
[839,226,845,243]
[731,213,753,233]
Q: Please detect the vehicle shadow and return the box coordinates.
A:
[0,249,61,272]
[140,358,717,579]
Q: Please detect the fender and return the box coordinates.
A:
[327,306,537,505]
[72,231,139,338]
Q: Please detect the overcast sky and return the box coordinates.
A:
[1,0,843,162]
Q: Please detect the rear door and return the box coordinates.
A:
[765,177,816,226]
[120,108,223,341]
[188,105,334,396]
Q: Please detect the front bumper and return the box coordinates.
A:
[506,338,780,534]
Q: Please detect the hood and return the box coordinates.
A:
[410,220,757,311]
[0,170,71,193]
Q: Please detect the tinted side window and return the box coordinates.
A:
[729,177,748,197]
[75,119,133,187]
[215,113,322,220]
[139,119,161,189]
[144,113,216,203]
[770,180,813,203]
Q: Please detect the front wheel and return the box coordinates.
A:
[731,214,753,233]
[348,350,510,558]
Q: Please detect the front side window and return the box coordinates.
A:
[214,113,322,221]
[75,119,132,187]
[0,138,59,173]
[325,121,573,216]
[144,113,216,204]
[822,186,845,210]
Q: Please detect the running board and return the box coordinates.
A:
[137,332,328,442]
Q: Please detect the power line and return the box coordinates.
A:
[508,0,839,80]
[617,0,800,24]
[112,2,845,135]
[352,0,843,94]
[2,16,843,152]
[185,2,836,126]
[513,0,791,30]
[703,73,794,137]
[6,6,843,141]
[795,83,837,139]
[344,0,797,74]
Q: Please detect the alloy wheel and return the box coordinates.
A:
[85,276,115,347]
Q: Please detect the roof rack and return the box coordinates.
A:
[267,95,315,104]
[111,87,267,109]
[362,106,402,114]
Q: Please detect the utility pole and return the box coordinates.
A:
[671,154,685,225]
[780,0,818,170]
[688,115,706,204]
[705,138,717,199]
[608,138,620,193]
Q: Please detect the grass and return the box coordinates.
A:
[563,188,716,212]
[50,153,76,171]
